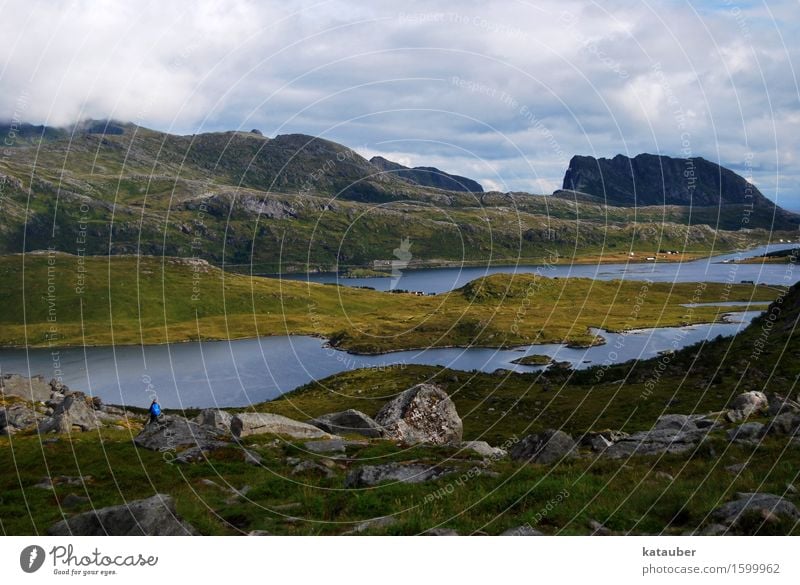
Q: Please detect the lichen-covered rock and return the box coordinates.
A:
[38,394,100,434]
[509,430,576,464]
[230,413,336,440]
[308,409,383,438]
[374,384,462,445]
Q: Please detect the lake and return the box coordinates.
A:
[0,310,763,409]
[282,243,799,293]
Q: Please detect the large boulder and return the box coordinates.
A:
[38,394,100,434]
[0,403,45,434]
[710,492,800,533]
[0,374,52,402]
[727,422,765,444]
[373,384,462,446]
[230,413,336,440]
[602,425,710,459]
[133,415,225,451]
[764,412,800,436]
[509,430,576,464]
[729,391,768,417]
[345,463,455,488]
[195,409,233,434]
[461,440,507,459]
[308,409,384,438]
[47,494,197,535]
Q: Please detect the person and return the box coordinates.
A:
[148,399,162,425]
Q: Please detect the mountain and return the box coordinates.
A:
[562,153,799,230]
[370,156,483,192]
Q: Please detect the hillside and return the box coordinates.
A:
[562,153,799,231]
[370,155,483,192]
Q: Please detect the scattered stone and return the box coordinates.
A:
[0,403,45,434]
[509,430,576,464]
[581,429,629,452]
[197,479,225,490]
[133,415,226,452]
[786,484,798,495]
[725,463,747,474]
[38,394,101,434]
[243,449,263,466]
[654,471,675,482]
[345,463,455,488]
[764,412,800,436]
[602,426,709,459]
[292,460,335,478]
[48,494,197,536]
[344,516,396,534]
[767,393,800,417]
[373,383,463,446]
[710,492,800,533]
[500,525,544,536]
[195,409,233,434]
[308,409,384,438]
[231,413,336,440]
[424,528,459,535]
[460,440,507,459]
[0,374,52,402]
[173,442,230,464]
[589,519,612,535]
[247,530,271,536]
[727,422,765,444]
[303,439,348,455]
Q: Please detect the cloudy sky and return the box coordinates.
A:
[2,0,799,209]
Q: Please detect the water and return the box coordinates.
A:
[282,244,799,293]
[0,311,762,409]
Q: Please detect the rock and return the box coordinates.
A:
[581,429,629,452]
[0,374,52,402]
[308,409,384,438]
[424,528,459,535]
[509,430,576,464]
[243,449,262,466]
[133,415,226,452]
[173,442,229,464]
[345,463,455,488]
[303,439,352,455]
[725,463,747,474]
[47,494,197,536]
[291,460,335,478]
[730,391,769,414]
[602,426,709,459]
[460,440,507,459]
[0,403,45,434]
[195,409,233,434]
[248,530,271,536]
[373,384,462,446]
[61,494,89,509]
[654,471,675,481]
[38,393,101,433]
[786,484,798,495]
[500,525,544,536]
[710,492,800,533]
[230,413,336,440]
[767,393,800,417]
[344,516,396,534]
[654,414,695,431]
[764,412,800,436]
[589,519,612,535]
[727,422,765,444]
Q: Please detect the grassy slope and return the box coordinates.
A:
[0,254,780,351]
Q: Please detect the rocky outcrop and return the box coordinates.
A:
[764,412,800,436]
[0,403,45,434]
[509,430,576,464]
[370,156,483,192]
[133,415,226,451]
[727,422,765,444]
[48,494,197,535]
[195,409,233,434]
[230,412,336,440]
[601,416,713,459]
[708,493,800,534]
[374,384,463,446]
[38,394,100,434]
[345,463,455,488]
[308,409,384,438]
[0,374,52,402]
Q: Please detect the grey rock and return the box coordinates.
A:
[654,471,675,482]
[500,525,544,536]
[460,440,507,459]
[38,393,101,434]
[0,374,52,402]
[195,409,233,434]
[1,403,45,434]
[730,391,768,414]
[424,528,459,535]
[173,441,230,464]
[727,422,765,444]
[765,412,800,436]
[303,439,351,455]
[345,463,455,488]
[589,519,613,535]
[725,463,747,474]
[767,393,800,417]
[581,429,629,452]
[48,494,197,536]
[509,430,576,464]
[308,409,384,438]
[292,460,335,478]
[243,449,262,466]
[344,515,396,534]
[231,413,336,440]
[654,414,695,431]
[374,383,463,446]
[711,492,800,531]
[248,530,271,536]
[602,426,709,459]
[133,415,226,452]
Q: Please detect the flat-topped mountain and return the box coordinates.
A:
[370,155,483,192]
[562,153,799,230]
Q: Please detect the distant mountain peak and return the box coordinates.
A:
[369,156,483,193]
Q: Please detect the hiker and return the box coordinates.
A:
[148,399,162,425]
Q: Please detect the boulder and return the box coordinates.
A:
[230,413,336,440]
[0,374,52,402]
[730,391,768,416]
[303,439,349,455]
[500,525,544,536]
[509,430,576,464]
[345,463,455,488]
[460,440,507,459]
[764,412,800,436]
[373,384,462,446]
[344,516,397,535]
[308,409,384,438]
[710,492,800,533]
[133,415,225,451]
[727,422,765,444]
[767,393,800,417]
[47,494,197,536]
[602,426,709,459]
[38,394,100,434]
[580,429,629,452]
[195,409,233,434]
[173,442,230,464]
[0,403,45,434]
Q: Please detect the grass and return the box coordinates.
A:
[0,254,783,352]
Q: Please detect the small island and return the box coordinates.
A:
[511,354,555,366]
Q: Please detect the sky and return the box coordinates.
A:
[2,0,799,210]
